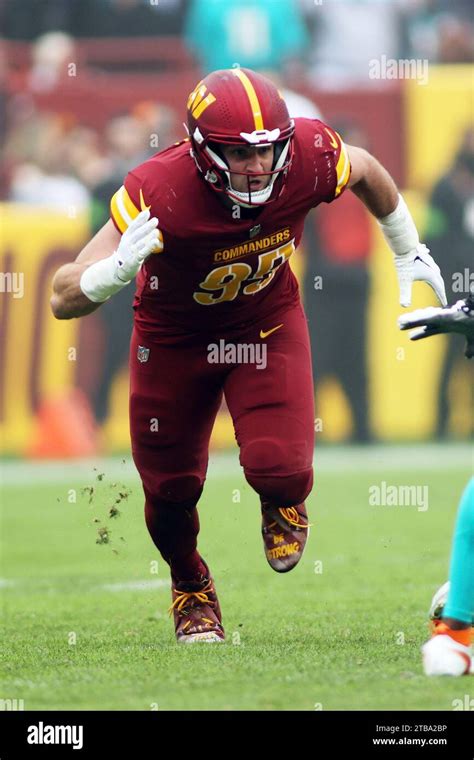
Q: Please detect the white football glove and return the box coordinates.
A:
[80,209,163,303]
[394,243,447,308]
[113,209,163,283]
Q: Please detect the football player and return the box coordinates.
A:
[399,295,474,675]
[51,69,447,643]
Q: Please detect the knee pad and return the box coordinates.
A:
[241,438,313,506]
[245,468,313,507]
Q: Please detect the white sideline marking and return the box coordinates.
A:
[0,443,472,486]
[99,579,169,592]
[0,578,169,593]
[0,578,16,588]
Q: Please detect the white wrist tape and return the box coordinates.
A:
[80,253,131,304]
[378,193,419,256]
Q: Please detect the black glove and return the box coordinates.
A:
[398,295,474,359]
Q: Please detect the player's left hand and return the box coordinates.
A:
[394,243,447,308]
[398,297,474,358]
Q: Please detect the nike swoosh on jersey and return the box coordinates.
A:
[260,323,284,339]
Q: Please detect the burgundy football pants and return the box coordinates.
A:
[129,301,315,579]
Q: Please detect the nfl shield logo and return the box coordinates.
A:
[249,224,261,238]
[137,345,150,363]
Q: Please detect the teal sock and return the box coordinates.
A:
[444,477,474,624]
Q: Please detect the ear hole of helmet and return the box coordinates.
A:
[272,139,287,169]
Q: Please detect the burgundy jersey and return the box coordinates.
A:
[110,118,351,335]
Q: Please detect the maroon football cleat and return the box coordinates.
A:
[169,560,225,643]
[261,500,310,572]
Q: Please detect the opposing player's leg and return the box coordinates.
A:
[422,478,474,675]
[130,327,225,641]
[224,301,315,572]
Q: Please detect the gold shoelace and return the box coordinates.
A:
[268,506,312,529]
[168,579,215,616]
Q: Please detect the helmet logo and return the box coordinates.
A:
[240,128,281,144]
[187,82,216,119]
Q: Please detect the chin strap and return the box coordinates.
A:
[228,181,276,207]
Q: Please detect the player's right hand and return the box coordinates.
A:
[114,209,163,283]
[394,243,447,308]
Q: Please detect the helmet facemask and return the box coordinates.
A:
[190,124,294,207]
[206,137,293,207]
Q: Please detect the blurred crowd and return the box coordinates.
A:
[2,0,473,63]
[0,0,472,441]
[1,0,472,206]
[2,98,179,209]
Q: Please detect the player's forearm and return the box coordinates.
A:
[50,263,102,320]
[349,150,399,218]
[346,145,446,306]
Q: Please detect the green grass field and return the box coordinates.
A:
[1,445,472,711]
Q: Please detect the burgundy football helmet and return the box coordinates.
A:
[187,68,295,207]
